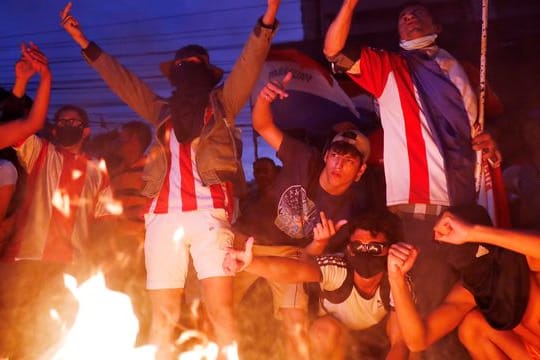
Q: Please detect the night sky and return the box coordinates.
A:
[0,0,304,178]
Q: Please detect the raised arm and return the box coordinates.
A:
[434,211,540,266]
[223,237,321,282]
[222,0,280,121]
[387,242,476,352]
[60,2,164,125]
[0,43,51,149]
[323,0,359,59]
[251,72,291,151]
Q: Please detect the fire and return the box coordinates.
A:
[104,198,124,215]
[46,273,239,360]
[71,169,82,180]
[98,159,108,173]
[49,273,156,360]
[52,189,70,217]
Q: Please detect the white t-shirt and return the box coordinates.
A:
[0,159,17,187]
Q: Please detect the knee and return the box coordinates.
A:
[458,310,488,347]
[309,316,343,348]
[281,309,308,336]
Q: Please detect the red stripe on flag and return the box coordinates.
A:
[180,143,197,211]
[395,64,430,203]
[490,166,512,228]
[42,153,88,262]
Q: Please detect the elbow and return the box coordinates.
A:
[406,338,429,353]
[323,45,340,61]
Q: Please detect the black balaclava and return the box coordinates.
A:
[168,61,216,144]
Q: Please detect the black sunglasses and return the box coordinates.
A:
[349,242,388,256]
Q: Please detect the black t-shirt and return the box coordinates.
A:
[235,135,367,250]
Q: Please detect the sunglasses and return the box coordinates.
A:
[349,242,388,256]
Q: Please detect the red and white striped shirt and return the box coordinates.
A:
[146,127,233,217]
[349,47,476,206]
[3,135,113,263]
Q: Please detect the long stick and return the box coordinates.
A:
[474,0,489,192]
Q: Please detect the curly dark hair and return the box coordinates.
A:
[348,210,403,245]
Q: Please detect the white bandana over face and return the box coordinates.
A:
[399,34,438,51]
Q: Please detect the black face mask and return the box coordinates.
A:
[55,125,84,147]
[346,253,387,278]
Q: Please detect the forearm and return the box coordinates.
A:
[324,0,358,58]
[25,72,51,131]
[251,98,283,150]
[468,225,540,259]
[12,77,29,98]
[223,18,277,120]
[83,43,163,124]
[389,275,429,352]
[245,255,320,283]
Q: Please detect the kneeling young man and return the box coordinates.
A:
[388,207,540,359]
[225,211,413,360]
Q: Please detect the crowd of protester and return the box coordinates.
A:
[0,1,539,359]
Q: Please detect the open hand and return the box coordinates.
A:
[21,42,49,76]
[223,237,254,275]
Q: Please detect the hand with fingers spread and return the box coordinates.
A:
[258,71,292,104]
[223,237,254,275]
[387,242,419,280]
[21,42,50,76]
[60,2,90,49]
[433,211,472,245]
[472,132,502,168]
[306,211,347,255]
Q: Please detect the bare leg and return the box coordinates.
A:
[309,315,347,360]
[148,288,183,360]
[458,310,528,360]
[200,276,237,356]
[280,308,310,360]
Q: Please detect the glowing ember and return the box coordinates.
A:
[71,169,82,180]
[98,159,108,173]
[52,190,70,217]
[104,198,124,215]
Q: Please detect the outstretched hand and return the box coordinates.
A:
[258,71,292,103]
[223,237,254,275]
[433,211,472,245]
[387,242,418,279]
[21,42,49,76]
[60,2,90,48]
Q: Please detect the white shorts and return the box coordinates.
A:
[144,209,234,290]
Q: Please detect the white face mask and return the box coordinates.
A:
[399,34,438,51]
